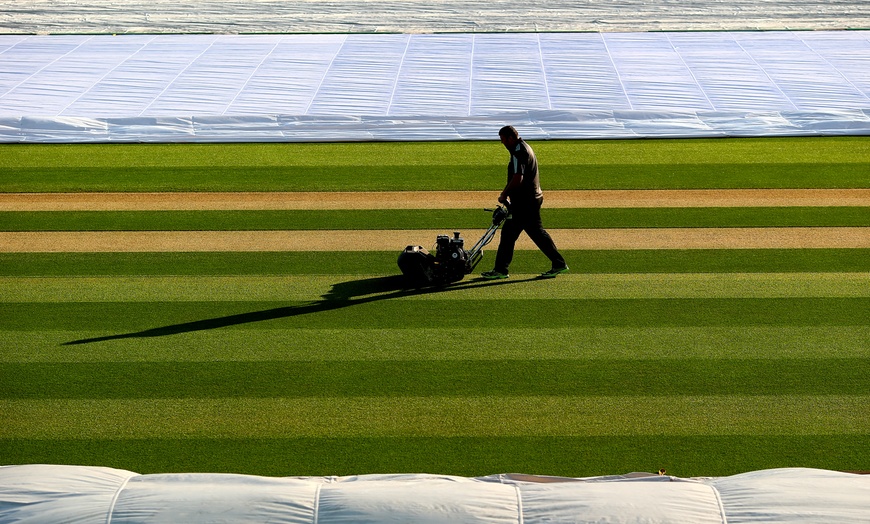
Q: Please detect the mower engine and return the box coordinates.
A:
[433,232,469,284]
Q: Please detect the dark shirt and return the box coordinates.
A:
[506,139,544,205]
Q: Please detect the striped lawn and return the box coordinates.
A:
[2,138,869,192]
[4,273,870,302]
[2,327,869,362]
[3,269,869,475]
[3,249,870,275]
[4,207,870,230]
[1,138,869,478]
[5,298,870,332]
[5,396,869,438]
[1,436,864,478]
[6,162,867,191]
[2,360,869,398]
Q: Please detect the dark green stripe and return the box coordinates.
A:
[3,298,867,334]
[3,359,867,399]
[2,435,867,477]
[5,164,868,192]
[2,249,870,277]
[546,163,870,190]
[3,138,869,192]
[3,207,869,231]
[0,252,395,276]
[3,166,503,192]
[564,248,870,274]
[0,252,384,276]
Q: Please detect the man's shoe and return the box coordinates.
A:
[480,270,509,280]
[539,266,569,278]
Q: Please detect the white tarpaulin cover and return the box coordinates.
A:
[1,465,868,523]
[2,0,867,35]
[0,31,869,142]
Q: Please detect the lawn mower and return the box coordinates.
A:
[397,204,509,286]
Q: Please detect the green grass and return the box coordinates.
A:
[2,137,869,192]
[5,273,869,302]
[3,359,868,398]
[6,163,869,191]
[4,298,869,333]
[4,436,867,477]
[5,396,868,438]
[3,249,870,276]
[3,327,869,362]
[4,206,870,231]
[1,137,869,478]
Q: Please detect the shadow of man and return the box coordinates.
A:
[63,274,533,345]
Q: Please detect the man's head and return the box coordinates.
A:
[499,125,519,149]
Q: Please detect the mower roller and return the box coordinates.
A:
[397,204,509,286]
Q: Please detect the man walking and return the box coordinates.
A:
[481,126,568,280]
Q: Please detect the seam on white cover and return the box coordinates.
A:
[732,34,798,111]
[468,34,475,116]
[305,35,348,115]
[666,33,716,111]
[0,35,95,103]
[222,38,282,115]
[537,34,552,110]
[105,474,135,524]
[312,482,323,524]
[137,37,217,117]
[710,484,728,524]
[514,484,524,524]
[600,33,632,110]
[386,35,412,116]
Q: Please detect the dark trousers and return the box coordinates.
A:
[494,197,566,273]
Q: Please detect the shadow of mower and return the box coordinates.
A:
[63,273,536,345]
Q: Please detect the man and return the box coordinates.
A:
[481,126,568,280]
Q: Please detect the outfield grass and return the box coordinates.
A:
[6,273,870,302]
[6,396,868,438]
[2,137,869,192]
[3,249,870,276]
[1,137,869,478]
[3,359,869,398]
[6,436,866,478]
[4,207,870,231]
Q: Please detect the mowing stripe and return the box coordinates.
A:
[4,139,870,192]
[5,298,868,334]
[9,163,870,192]
[4,396,868,438]
[3,359,867,398]
[2,436,867,478]
[4,207,870,231]
[4,273,869,302]
[3,326,869,363]
[4,227,870,252]
[3,250,869,276]
[3,189,870,210]
[4,138,868,168]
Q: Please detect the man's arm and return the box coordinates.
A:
[499,172,523,203]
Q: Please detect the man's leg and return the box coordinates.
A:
[492,217,523,274]
[526,226,567,269]
[521,202,567,270]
